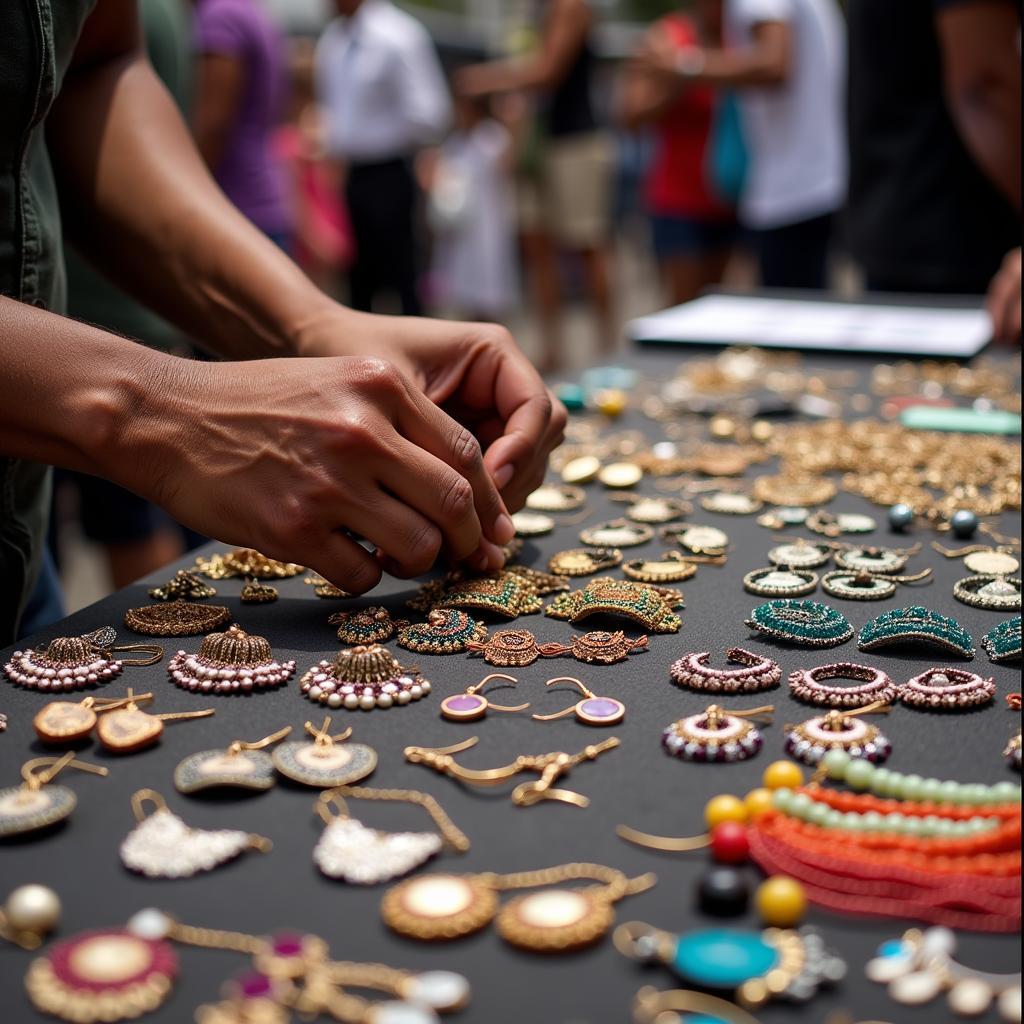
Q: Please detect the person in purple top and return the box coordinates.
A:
[192,0,293,246]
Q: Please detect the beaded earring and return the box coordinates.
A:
[167,625,296,695]
[821,567,932,601]
[982,617,1022,662]
[834,543,922,575]
[532,677,626,727]
[0,753,107,838]
[622,552,699,584]
[548,548,623,577]
[546,577,682,634]
[440,674,529,722]
[299,645,428,710]
[578,520,655,548]
[195,548,304,579]
[952,574,1021,612]
[783,702,893,767]
[304,573,352,599]
[173,727,293,794]
[410,572,544,619]
[271,719,378,788]
[239,578,278,604]
[670,648,781,695]
[124,601,231,637]
[396,609,487,654]
[766,538,834,569]
[662,523,730,561]
[466,628,543,667]
[96,691,215,754]
[788,663,900,709]
[32,692,155,746]
[900,668,995,711]
[745,600,854,648]
[857,607,975,659]
[662,705,774,763]
[329,606,405,645]
[742,566,818,597]
[148,569,217,602]
[538,630,649,665]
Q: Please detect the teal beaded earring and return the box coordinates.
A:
[745,600,853,648]
[857,607,975,659]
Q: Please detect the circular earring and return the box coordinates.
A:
[746,600,854,648]
[953,575,1021,612]
[167,625,295,695]
[329,606,405,645]
[526,484,586,512]
[700,491,763,515]
[300,645,428,710]
[466,629,543,667]
[532,677,625,727]
[662,524,730,560]
[623,552,699,584]
[669,648,781,694]
[784,702,893,766]
[440,674,529,723]
[788,663,901,709]
[579,520,654,548]
[835,543,921,575]
[822,568,932,601]
[511,511,556,536]
[900,668,996,711]
[767,539,834,569]
[548,548,623,577]
[662,705,774,763]
[743,566,818,597]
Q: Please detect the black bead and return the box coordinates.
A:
[697,867,750,917]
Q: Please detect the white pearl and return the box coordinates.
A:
[403,971,470,1011]
[999,987,1022,1024]
[377,694,393,708]
[921,927,956,958]
[359,695,376,710]
[5,885,60,932]
[127,908,172,940]
[948,978,993,1017]
[327,694,342,709]
[890,971,943,1005]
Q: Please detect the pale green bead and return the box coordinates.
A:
[919,815,941,837]
[870,768,891,795]
[918,778,942,803]
[861,810,884,831]
[966,816,989,834]
[937,780,961,805]
[773,788,794,812]
[992,781,1022,802]
[900,774,924,802]
[824,809,844,829]
[822,748,851,780]
[901,816,924,838]
[808,802,831,826]
[883,812,905,832]
[881,771,904,798]
[790,792,814,818]
[934,819,956,838]
[961,784,987,806]
[948,782,973,805]
[845,759,875,791]
[841,812,864,831]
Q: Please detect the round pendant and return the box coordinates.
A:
[271,740,377,787]
[835,547,911,574]
[0,784,77,837]
[381,874,498,941]
[496,890,613,952]
[561,456,601,485]
[743,567,818,597]
[965,551,1020,576]
[768,542,833,569]
[672,928,779,989]
[439,693,491,722]
[821,570,897,601]
[623,553,698,583]
[665,524,729,555]
[953,575,1021,612]
[572,696,626,726]
[579,521,654,548]
[598,463,643,489]
[33,701,99,745]
[548,548,623,577]
[174,749,277,794]
[700,492,763,515]
[624,497,689,524]
[511,511,555,537]
[526,484,586,512]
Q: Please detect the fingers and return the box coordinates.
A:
[987,252,1022,343]
[301,531,383,596]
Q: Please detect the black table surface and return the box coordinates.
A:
[1,345,1020,1024]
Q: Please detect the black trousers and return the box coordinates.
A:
[345,157,421,316]
[754,211,834,290]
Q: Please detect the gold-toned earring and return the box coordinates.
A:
[0,884,61,949]
[96,689,215,754]
[440,673,529,722]
[0,753,108,838]
[313,785,470,884]
[271,717,378,788]
[174,726,293,794]
[532,677,625,726]
[32,691,154,746]
[148,569,217,602]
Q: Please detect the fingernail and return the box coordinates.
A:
[493,513,515,544]
[493,463,514,490]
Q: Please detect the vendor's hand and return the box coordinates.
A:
[987,247,1022,343]
[631,32,685,81]
[133,356,517,593]
[296,308,567,514]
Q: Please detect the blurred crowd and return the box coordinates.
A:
[50,0,1021,606]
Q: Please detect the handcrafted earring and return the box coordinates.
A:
[766,539,834,569]
[743,566,818,597]
[440,673,528,722]
[548,547,623,577]
[700,491,763,515]
[822,567,932,601]
[526,483,586,512]
[467,628,543,667]
[304,573,352,599]
[0,753,107,838]
[272,718,377,788]
[788,663,900,709]
[631,987,765,1024]
[196,548,304,579]
[835,543,921,575]
[329,606,405,645]
[623,552,699,584]
[33,691,154,746]
[511,510,556,536]
[124,600,231,637]
[313,785,469,884]
[579,520,655,548]
[560,454,601,484]
[396,609,487,654]
[96,690,215,754]
[239,578,278,604]
[900,668,995,711]
[532,677,625,727]
[662,524,729,561]
[953,575,1021,612]
[120,790,271,879]
[745,600,854,648]
[0,884,61,950]
[784,702,893,766]
[299,644,428,710]
[382,862,656,952]
[662,705,773,763]
[753,475,836,508]
[412,571,544,618]
[598,462,644,489]
[168,624,296,695]
[173,726,293,794]
[148,569,217,602]
[932,532,1021,577]
[539,630,648,665]
[670,648,781,695]
[858,607,975,659]
[615,923,844,1011]
[546,577,682,634]
[610,494,691,524]
[983,617,1022,662]
[4,628,162,692]
[758,507,811,530]
[805,511,876,537]
[405,735,620,809]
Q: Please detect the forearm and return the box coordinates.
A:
[947,82,1021,209]
[691,45,789,87]
[49,53,337,359]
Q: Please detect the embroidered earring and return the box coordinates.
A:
[0,753,107,838]
[411,572,544,618]
[548,547,623,577]
[440,673,528,722]
[858,607,975,659]
[304,573,352,599]
[4,628,162,692]
[662,524,730,561]
[784,702,893,766]
[983,617,1022,662]
[467,628,543,667]
[272,718,377,788]
[148,569,217,602]
[538,630,648,665]
[195,548,304,579]
[822,568,932,601]
[299,644,428,710]
[120,790,271,879]
[669,648,781,694]
[96,689,215,754]
[313,785,469,885]
[745,600,854,648]
[381,862,656,952]
[953,574,1021,611]
[766,538,834,569]
[526,483,587,512]
[743,566,818,597]
[33,691,154,746]
[579,520,655,548]
[834,543,921,575]
[396,609,487,654]
[173,727,293,794]
[124,601,231,637]
[532,677,625,727]
[239,578,278,604]
[788,663,900,709]
[900,668,996,711]
[623,552,699,584]
[662,705,773,763]
[329,606,405,645]
[168,624,296,695]
[546,577,682,634]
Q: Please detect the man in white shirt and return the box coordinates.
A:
[636,0,846,290]
[316,0,452,314]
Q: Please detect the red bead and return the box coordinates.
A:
[710,821,750,864]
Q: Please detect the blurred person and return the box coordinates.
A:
[619,0,737,305]
[192,0,293,248]
[987,248,1022,343]
[423,91,519,324]
[0,1,565,645]
[315,0,452,316]
[637,0,846,290]
[458,0,616,372]
[847,0,1021,302]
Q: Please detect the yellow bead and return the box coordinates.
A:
[594,389,627,417]
[744,788,775,818]
[704,794,747,829]
[762,760,804,791]
[755,875,807,927]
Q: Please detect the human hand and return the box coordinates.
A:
[986,247,1022,343]
[128,355,517,593]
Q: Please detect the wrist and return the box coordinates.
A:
[675,46,707,80]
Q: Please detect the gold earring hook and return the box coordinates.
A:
[227,725,293,756]
[305,717,354,748]
[532,677,597,721]
[616,824,713,852]
[465,673,530,713]
[131,788,169,821]
[153,708,215,723]
[21,753,108,789]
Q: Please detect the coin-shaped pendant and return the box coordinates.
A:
[623,552,697,583]
[272,739,377,788]
[579,520,653,548]
[526,485,586,512]
[382,874,498,941]
[965,551,1020,576]
[561,456,601,485]
[548,548,623,577]
[597,463,643,489]
[700,492,763,515]
[511,511,555,537]
[496,890,614,952]
[174,749,277,794]
[665,524,730,555]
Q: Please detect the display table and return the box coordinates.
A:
[1,344,1020,1024]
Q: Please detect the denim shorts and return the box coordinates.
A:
[650,214,737,258]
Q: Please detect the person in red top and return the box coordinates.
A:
[619,0,737,304]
